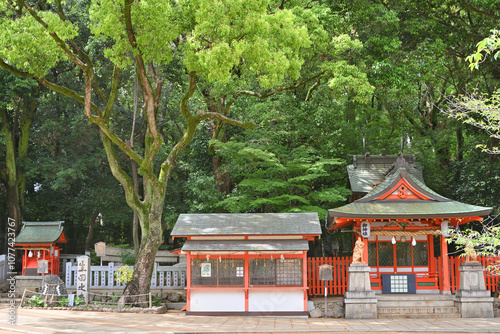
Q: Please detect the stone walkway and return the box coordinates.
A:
[1,305,500,334]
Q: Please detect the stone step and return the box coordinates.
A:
[378,312,461,319]
[378,306,459,314]
[377,300,455,307]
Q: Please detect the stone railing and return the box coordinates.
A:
[65,262,186,290]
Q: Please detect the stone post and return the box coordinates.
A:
[455,262,494,318]
[76,255,90,304]
[344,263,377,319]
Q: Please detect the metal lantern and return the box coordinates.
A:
[441,220,451,238]
[319,264,333,317]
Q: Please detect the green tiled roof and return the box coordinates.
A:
[329,200,492,219]
[15,221,65,244]
[172,213,322,237]
[329,163,492,223]
[347,154,423,194]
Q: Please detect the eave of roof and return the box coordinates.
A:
[182,239,309,252]
[328,164,492,228]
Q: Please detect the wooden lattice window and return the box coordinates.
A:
[413,242,428,266]
[191,258,244,287]
[250,258,302,286]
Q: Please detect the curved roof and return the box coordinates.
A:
[15,221,66,245]
[328,156,492,228]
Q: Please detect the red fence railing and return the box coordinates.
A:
[306,256,351,296]
[308,255,499,296]
[445,255,500,293]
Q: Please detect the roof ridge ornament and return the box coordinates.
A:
[394,153,409,171]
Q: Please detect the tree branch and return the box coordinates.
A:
[101,132,145,215]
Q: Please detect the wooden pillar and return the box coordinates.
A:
[440,235,451,294]
[302,252,308,311]
[186,253,191,311]
[362,237,369,264]
[428,235,435,274]
[244,253,249,312]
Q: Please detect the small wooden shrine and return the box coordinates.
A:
[328,153,492,294]
[15,221,66,276]
[171,213,321,316]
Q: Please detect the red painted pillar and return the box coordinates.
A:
[440,235,451,294]
[302,252,308,311]
[244,253,249,311]
[186,253,191,311]
[362,237,369,264]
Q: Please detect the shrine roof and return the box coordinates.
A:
[328,156,492,228]
[182,239,309,252]
[15,221,66,245]
[347,154,423,195]
[171,213,322,237]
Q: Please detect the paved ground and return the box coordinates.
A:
[1,304,500,334]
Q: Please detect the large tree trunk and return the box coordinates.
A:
[118,196,164,307]
[84,209,100,251]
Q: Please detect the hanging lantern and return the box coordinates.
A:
[28,250,33,258]
[391,236,396,244]
[441,220,451,237]
[412,237,416,246]
[360,220,370,238]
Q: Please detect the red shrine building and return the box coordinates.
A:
[15,221,67,276]
[172,213,321,316]
[328,153,492,294]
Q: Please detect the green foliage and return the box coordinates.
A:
[152,295,163,307]
[57,297,69,307]
[73,296,85,307]
[28,295,45,307]
[115,265,133,285]
[118,250,136,266]
[447,220,500,274]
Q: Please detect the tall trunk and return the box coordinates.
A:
[84,209,100,251]
[118,189,164,306]
[131,161,140,257]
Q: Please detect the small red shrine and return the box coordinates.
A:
[328,154,492,294]
[172,213,321,316]
[15,221,66,276]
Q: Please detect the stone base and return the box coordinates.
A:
[15,276,43,295]
[344,263,377,319]
[455,297,494,318]
[454,262,494,318]
[344,298,378,319]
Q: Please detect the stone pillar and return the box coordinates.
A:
[344,263,377,319]
[76,255,90,304]
[455,262,494,318]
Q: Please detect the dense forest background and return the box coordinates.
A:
[1,0,499,258]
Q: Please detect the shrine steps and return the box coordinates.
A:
[377,294,461,319]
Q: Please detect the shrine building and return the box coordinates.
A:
[15,221,66,276]
[327,153,492,294]
[171,213,321,316]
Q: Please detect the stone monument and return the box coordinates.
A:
[41,275,68,306]
[76,255,90,304]
[344,237,377,319]
[455,250,494,318]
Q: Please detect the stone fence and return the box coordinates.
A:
[65,262,186,290]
